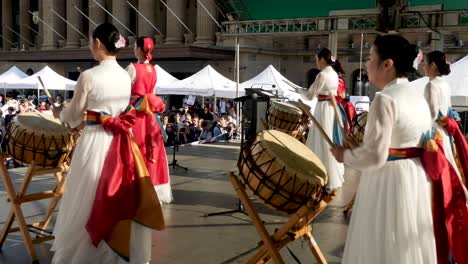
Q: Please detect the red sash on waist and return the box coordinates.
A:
[421,129,468,264]
[387,147,423,161]
[130,94,166,164]
[317,94,331,101]
[439,116,468,187]
[85,107,165,261]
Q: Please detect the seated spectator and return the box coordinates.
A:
[199,120,222,142]
[39,101,47,111]
[200,105,213,121]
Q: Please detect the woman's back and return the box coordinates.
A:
[86,60,131,115]
[381,78,432,148]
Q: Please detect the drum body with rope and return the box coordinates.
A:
[267,101,304,137]
[287,101,311,142]
[347,111,368,147]
[6,112,75,168]
[238,130,328,214]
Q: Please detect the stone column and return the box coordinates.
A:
[112,0,130,36]
[40,0,56,50]
[138,0,156,37]
[2,1,14,50]
[89,0,106,31]
[165,0,186,45]
[194,0,217,47]
[66,0,81,48]
[328,32,338,57]
[19,0,32,49]
[432,31,444,52]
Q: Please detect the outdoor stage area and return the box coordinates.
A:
[0,140,358,264]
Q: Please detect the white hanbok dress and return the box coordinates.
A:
[425,76,468,198]
[342,78,437,264]
[51,60,152,264]
[302,65,344,190]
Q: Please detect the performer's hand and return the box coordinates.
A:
[330,144,345,162]
[52,104,63,119]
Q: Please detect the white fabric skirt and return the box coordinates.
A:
[342,158,437,264]
[51,126,152,264]
[306,100,344,190]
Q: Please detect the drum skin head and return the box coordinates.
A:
[257,130,327,185]
[270,101,303,115]
[15,112,69,135]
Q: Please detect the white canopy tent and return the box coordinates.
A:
[154,64,179,93]
[157,65,239,98]
[241,65,317,111]
[4,66,77,91]
[411,55,468,107]
[240,65,297,96]
[0,66,28,88]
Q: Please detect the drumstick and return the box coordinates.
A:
[297,99,333,147]
[329,93,348,146]
[37,76,56,105]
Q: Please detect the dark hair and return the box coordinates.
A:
[92,23,120,55]
[427,51,451,76]
[332,59,345,75]
[373,35,419,77]
[317,48,334,65]
[135,37,148,49]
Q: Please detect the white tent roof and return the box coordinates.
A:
[4,66,77,90]
[157,65,239,97]
[0,66,28,88]
[240,65,298,96]
[154,65,178,93]
[411,54,468,97]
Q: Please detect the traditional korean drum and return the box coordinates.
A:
[238,130,328,214]
[287,101,311,142]
[5,112,75,167]
[347,111,368,147]
[268,101,303,136]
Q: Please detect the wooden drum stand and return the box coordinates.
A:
[230,172,335,264]
[0,155,68,264]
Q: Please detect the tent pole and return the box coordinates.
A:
[235,36,241,137]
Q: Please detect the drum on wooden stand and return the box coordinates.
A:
[267,101,304,138]
[232,130,333,263]
[287,101,311,143]
[5,112,76,168]
[238,129,328,214]
[346,111,368,147]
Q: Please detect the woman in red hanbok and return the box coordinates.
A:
[126,37,173,203]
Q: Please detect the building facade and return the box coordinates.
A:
[0,0,467,100]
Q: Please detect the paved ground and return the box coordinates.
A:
[0,140,358,264]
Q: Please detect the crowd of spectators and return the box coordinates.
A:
[162,98,238,147]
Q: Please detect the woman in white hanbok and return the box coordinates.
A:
[423,51,467,197]
[301,48,344,190]
[331,35,437,263]
[51,23,155,264]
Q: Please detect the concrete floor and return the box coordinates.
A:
[0,141,358,264]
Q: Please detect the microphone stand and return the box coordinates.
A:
[168,123,188,171]
[204,99,250,217]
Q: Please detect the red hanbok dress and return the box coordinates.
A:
[127,62,173,203]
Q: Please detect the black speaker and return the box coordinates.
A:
[237,89,270,142]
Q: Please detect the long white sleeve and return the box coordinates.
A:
[59,70,92,128]
[301,73,326,100]
[424,81,439,121]
[125,63,136,84]
[343,94,397,171]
